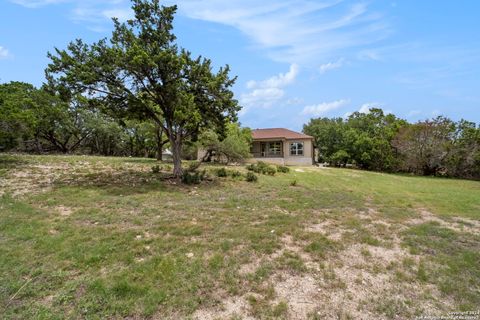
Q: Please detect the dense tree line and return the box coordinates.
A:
[0,81,166,158]
[0,81,249,163]
[304,109,480,179]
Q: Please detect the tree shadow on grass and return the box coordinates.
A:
[51,169,220,196]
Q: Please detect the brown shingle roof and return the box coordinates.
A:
[252,128,313,140]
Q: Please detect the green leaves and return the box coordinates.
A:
[45,0,240,175]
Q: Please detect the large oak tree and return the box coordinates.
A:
[46,0,240,176]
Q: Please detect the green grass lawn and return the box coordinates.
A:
[1,154,479,319]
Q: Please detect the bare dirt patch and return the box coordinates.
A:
[408,209,480,234]
[273,274,320,320]
[55,205,73,216]
[304,220,346,241]
[192,295,255,320]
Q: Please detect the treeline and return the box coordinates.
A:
[0,81,173,159]
[0,81,249,162]
[304,108,480,179]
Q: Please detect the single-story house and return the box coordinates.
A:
[249,128,314,166]
[197,128,315,166]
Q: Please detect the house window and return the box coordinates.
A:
[290,142,304,156]
[269,142,281,155]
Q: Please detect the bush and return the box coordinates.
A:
[256,161,269,173]
[216,167,228,177]
[277,165,290,173]
[181,170,206,184]
[187,161,201,172]
[245,172,258,182]
[230,170,242,178]
[245,162,282,175]
[265,165,277,176]
[151,165,161,174]
[290,179,298,186]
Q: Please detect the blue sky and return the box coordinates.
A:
[1,0,480,130]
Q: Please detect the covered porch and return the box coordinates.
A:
[251,140,284,158]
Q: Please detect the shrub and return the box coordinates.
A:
[265,165,277,176]
[230,170,242,178]
[277,165,290,173]
[290,179,298,186]
[256,161,269,173]
[181,170,206,184]
[151,165,161,174]
[216,167,228,177]
[245,172,258,182]
[187,161,201,172]
[246,162,283,175]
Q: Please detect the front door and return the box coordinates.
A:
[261,143,267,157]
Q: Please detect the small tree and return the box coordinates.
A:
[46,0,239,176]
[0,82,38,150]
[392,117,455,175]
[198,124,251,164]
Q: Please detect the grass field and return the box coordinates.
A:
[1,154,479,319]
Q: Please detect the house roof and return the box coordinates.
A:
[252,128,313,140]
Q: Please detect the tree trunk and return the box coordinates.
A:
[34,134,43,154]
[170,135,183,177]
[156,126,163,161]
[156,149,163,161]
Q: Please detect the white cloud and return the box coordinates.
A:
[343,111,353,118]
[241,88,285,108]
[247,64,299,89]
[102,8,133,22]
[319,58,345,73]
[343,102,385,118]
[359,102,382,113]
[10,0,132,30]
[169,0,389,63]
[0,46,11,59]
[11,0,389,58]
[241,64,299,110]
[357,49,382,61]
[301,99,349,116]
[10,0,65,8]
[407,110,422,117]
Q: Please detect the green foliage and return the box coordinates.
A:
[46,0,240,176]
[230,170,242,178]
[151,165,161,174]
[187,161,201,172]
[265,165,277,176]
[216,167,228,177]
[256,161,269,173]
[276,165,290,173]
[394,117,480,178]
[0,82,38,150]
[181,170,206,185]
[393,117,456,176]
[245,162,276,175]
[304,109,406,171]
[290,179,298,186]
[245,172,258,182]
[198,123,252,164]
[304,108,480,179]
[0,82,170,157]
